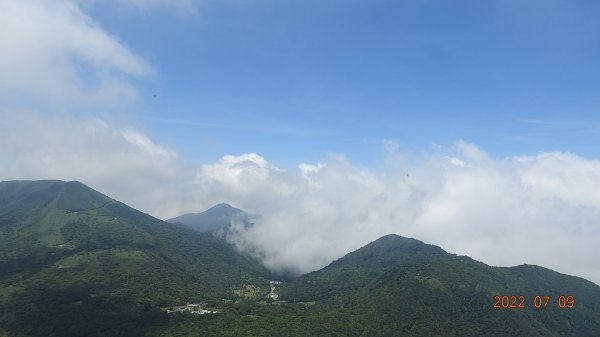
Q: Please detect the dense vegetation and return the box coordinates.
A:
[277,235,600,336]
[1,180,600,336]
[172,236,600,337]
[0,180,269,337]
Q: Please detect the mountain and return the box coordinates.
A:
[276,234,600,336]
[280,234,451,301]
[147,234,600,336]
[167,203,249,233]
[2,181,600,336]
[0,180,269,337]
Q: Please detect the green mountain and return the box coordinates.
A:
[2,181,600,337]
[276,234,600,336]
[151,234,600,336]
[0,180,269,337]
[166,203,248,233]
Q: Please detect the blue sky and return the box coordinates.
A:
[80,0,600,167]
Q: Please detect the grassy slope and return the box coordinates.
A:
[0,180,270,337]
[276,235,600,337]
[140,235,600,337]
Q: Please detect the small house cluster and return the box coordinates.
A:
[267,280,281,300]
[164,303,217,315]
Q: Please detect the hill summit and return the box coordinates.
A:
[167,202,248,233]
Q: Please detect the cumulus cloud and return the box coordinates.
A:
[0,0,153,106]
[1,111,599,285]
[195,145,600,285]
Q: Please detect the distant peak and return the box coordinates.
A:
[356,233,446,256]
[205,203,245,215]
[372,233,417,244]
[166,203,247,232]
[378,233,403,240]
[213,203,234,209]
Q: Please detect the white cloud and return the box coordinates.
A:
[122,129,177,159]
[1,111,599,285]
[194,144,600,285]
[0,0,153,106]
[0,111,195,219]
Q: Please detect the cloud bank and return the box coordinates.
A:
[199,143,600,286]
[2,113,598,285]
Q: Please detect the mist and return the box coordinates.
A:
[199,142,600,285]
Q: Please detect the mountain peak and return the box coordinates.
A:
[213,202,235,209]
[167,203,247,233]
[325,233,447,270]
[370,233,417,244]
[0,179,112,215]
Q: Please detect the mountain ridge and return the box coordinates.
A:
[0,180,270,337]
[278,232,600,336]
[2,180,600,336]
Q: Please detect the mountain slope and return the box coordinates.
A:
[3,182,600,336]
[167,203,248,233]
[277,234,600,336]
[151,234,600,336]
[0,180,269,337]
[277,234,449,301]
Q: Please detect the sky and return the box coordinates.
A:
[1,0,600,284]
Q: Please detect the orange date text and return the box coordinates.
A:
[493,295,574,309]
